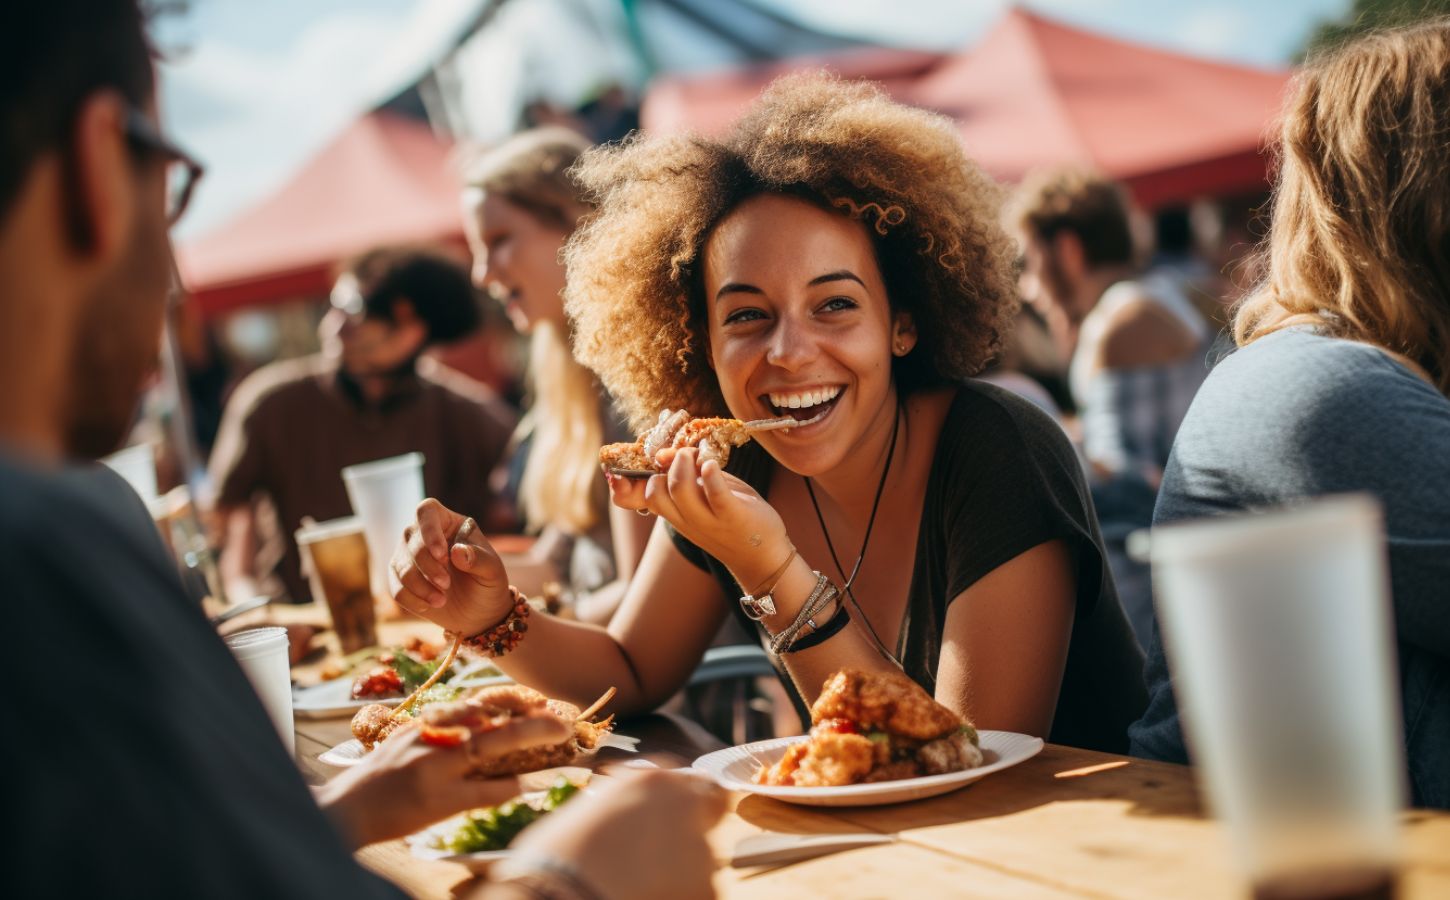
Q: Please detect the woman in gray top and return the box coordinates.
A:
[1129,20,1450,807]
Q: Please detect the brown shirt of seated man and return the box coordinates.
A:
[209,249,516,604]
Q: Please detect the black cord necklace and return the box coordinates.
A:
[803,404,903,665]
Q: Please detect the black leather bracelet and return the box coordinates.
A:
[782,603,850,653]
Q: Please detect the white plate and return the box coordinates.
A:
[318,732,641,768]
[292,672,512,719]
[692,730,1044,807]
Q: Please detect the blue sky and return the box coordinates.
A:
[159,0,1351,239]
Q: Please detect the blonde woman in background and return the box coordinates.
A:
[460,128,650,624]
[1129,19,1450,807]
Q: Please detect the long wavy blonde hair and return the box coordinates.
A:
[1234,19,1450,394]
[464,129,605,534]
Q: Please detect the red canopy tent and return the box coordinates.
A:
[641,8,1291,208]
[177,112,464,316]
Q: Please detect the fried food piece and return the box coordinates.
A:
[755,732,876,787]
[670,417,751,467]
[598,440,652,472]
[600,409,755,473]
[351,702,412,750]
[811,669,961,741]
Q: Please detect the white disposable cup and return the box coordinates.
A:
[102,442,158,502]
[341,453,425,601]
[225,626,295,755]
[1148,495,1404,893]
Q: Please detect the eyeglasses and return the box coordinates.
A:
[124,108,205,225]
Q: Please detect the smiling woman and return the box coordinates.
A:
[389,73,1146,756]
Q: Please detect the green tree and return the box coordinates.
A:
[1301,0,1450,56]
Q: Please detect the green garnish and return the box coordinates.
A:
[440,778,581,854]
[390,652,449,691]
[866,731,890,745]
[957,724,979,743]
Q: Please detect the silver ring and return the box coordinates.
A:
[635,508,651,517]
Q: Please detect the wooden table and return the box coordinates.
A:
[257,605,1450,899]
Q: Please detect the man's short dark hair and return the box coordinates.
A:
[1,1,155,218]
[1008,169,1136,268]
[345,248,482,345]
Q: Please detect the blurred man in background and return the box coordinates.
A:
[0,4,722,898]
[1009,170,1215,647]
[211,248,516,603]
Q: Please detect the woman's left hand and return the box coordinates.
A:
[641,447,793,591]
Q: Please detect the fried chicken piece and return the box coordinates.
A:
[755,732,876,787]
[599,440,653,471]
[810,669,962,741]
[671,417,751,468]
[861,759,923,783]
[351,702,413,750]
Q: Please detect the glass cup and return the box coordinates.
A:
[1147,495,1405,899]
[341,452,425,603]
[225,626,294,755]
[295,516,377,654]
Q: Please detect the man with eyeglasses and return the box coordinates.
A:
[0,3,723,898]
[210,247,516,606]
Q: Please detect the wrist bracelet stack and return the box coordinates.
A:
[783,602,850,653]
[462,586,532,658]
[767,572,840,655]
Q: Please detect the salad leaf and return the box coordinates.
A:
[391,652,448,691]
[440,778,581,854]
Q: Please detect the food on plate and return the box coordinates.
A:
[754,669,983,787]
[347,637,499,700]
[351,684,617,777]
[600,408,797,474]
[435,777,582,853]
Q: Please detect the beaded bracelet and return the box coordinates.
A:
[462,586,532,658]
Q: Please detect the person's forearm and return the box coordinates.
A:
[491,612,661,715]
[572,578,626,626]
[218,505,260,601]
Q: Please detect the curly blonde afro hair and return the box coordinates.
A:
[564,72,1019,431]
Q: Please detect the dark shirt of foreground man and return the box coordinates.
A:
[2,457,403,899]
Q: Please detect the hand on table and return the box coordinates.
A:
[314,711,571,849]
[490,768,726,900]
[605,447,792,591]
[388,498,516,636]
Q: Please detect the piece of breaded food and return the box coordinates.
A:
[351,702,413,750]
[671,417,751,468]
[599,440,653,471]
[755,731,876,787]
[810,669,962,741]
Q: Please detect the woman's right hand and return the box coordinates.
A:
[388,498,515,636]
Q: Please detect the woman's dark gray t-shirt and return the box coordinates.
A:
[671,381,1147,753]
[1129,328,1450,807]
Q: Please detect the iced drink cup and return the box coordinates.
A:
[341,453,425,603]
[225,626,294,754]
[1148,495,1404,899]
[295,516,377,654]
